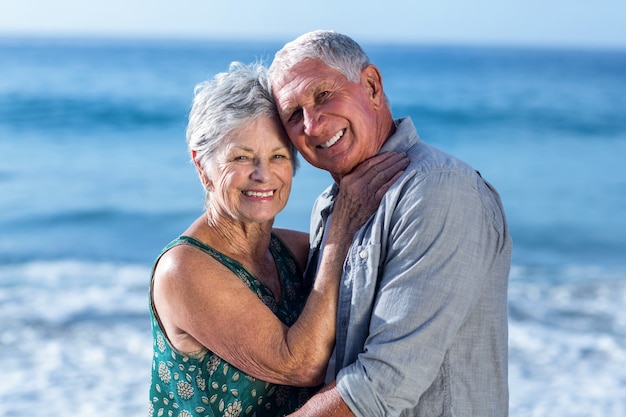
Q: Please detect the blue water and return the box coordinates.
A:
[1,37,625,416]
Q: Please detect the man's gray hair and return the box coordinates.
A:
[267,30,371,90]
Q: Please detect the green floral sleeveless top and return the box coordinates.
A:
[149,234,319,417]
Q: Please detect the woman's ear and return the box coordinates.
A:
[192,150,212,189]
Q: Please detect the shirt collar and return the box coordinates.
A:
[328,116,419,198]
[380,117,420,154]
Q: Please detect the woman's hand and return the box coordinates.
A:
[280,152,408,385]
[333,152,409,234]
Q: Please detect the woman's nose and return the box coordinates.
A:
[250,159,270,181]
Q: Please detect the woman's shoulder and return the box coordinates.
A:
[272,228,309,270]
[153,238,224,291]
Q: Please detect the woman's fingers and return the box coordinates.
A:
[334,152,409,231]
[343,152,409,203]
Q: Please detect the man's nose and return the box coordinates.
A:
[303,107,323,136]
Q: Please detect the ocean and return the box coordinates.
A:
[0,36,625,416]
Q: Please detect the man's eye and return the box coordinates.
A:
[288,109,303,124]
[317,91,330,101]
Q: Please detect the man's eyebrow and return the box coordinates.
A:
[311,83,327,96]
[279,103,299,119]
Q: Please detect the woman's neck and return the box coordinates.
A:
[199,212,282,300]
[200,211,273,264]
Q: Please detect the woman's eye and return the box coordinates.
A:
[234,156,248,161]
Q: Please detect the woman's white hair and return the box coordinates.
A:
[186,61,299,205]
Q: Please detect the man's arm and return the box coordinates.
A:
[289,383,354,417]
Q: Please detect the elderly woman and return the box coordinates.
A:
[148,62,407,417]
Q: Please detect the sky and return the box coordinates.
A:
[0,0,625,49]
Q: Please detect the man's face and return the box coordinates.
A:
[272,59,385,179]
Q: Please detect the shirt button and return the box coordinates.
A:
[359,250,368,260]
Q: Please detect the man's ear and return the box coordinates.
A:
[360,64,385,107]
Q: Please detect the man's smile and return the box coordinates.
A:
[317,129,345,149]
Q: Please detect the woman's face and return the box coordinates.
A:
[205,116,294,225]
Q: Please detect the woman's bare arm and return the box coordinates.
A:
[153,152,408,386]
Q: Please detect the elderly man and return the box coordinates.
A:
[267,30,512,417]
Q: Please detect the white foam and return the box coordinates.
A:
[508,264,626,415]
[1,260,625,415]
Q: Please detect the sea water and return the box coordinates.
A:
[0,37,625,416]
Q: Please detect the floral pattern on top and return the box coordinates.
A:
[148,234,319,417]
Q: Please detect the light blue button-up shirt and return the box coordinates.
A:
[304,118,512,417]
